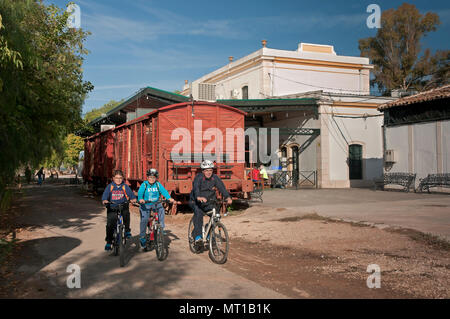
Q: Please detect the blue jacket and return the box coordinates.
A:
[102,182,136,207]
[137,181,171,204]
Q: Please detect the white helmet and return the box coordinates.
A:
[200,160,214,170]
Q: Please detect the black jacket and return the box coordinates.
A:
[190,173,230,204]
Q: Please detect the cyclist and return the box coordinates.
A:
[102,170,137,251]
[137,168,175,248]
[189,160,232,245]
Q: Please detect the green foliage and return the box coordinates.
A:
[0,0,92,193]
[84,99,123,123]
[63,133,84,168]
[359,3,448,94]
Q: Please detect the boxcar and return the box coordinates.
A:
[83,101,253,214]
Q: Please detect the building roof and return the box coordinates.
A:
[88,86,189,129]
[378,85,450,111]
[217,98,319,114]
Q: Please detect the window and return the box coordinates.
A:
[242,86,248,99]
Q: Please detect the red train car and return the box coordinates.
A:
[83,101,253,214]
[82,129,115,187]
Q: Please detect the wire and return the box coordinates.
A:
[270,73,396,105]
[271,73,372,94]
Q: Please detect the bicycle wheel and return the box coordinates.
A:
[208,222,229,264]
[119,224,126,267]
[113,228,119,256]
[155,226,166,261]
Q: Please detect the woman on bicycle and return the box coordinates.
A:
[137,168,175,248]
[189,160,232,245]
[102,170,137,251]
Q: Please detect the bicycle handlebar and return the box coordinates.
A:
[139,199,181,205]
[103,200,139,208]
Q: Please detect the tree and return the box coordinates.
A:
[359,3,448,94]
[63,134,84,169]
[0,0,92,192]
[84,99,124,123]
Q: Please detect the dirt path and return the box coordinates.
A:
[1,184,449,298]
[0,184,284,299]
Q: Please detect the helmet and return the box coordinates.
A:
[200,160,214,170]
[146,168,158,178]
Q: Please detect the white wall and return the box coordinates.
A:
[385,119,450,188]
[214,64,264,100]
[385,125,409,173]
[272,64,365,97]
[321,105,384,186]
[414,122,438,182]
[442,120,450,173]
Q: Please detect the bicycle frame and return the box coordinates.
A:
[201,200,223,242]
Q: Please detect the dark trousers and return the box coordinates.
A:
[105,208,131,243]
[189,200,214,239]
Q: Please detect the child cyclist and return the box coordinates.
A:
[102,170,137,251]
[137,168,175,248]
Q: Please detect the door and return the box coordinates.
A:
[349,144,363,180]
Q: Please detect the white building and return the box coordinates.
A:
[181,41,397,188]
[378,85,450,191]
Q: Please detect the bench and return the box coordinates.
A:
[373,173,416,192]
[417,173,450,193]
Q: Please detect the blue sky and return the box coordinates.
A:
[44,0,450,115]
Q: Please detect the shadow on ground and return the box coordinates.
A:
[13,184,105,232]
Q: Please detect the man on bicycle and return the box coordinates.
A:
[137,168,175,248]
[189,160,232,245]
[102,170,137,251]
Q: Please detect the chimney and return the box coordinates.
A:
[262,39,267,48]
[183,80,189,91]
[229,56,233,63]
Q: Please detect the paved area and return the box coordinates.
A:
[253,188,450,239]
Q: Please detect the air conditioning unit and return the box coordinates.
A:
[385,149,395,163]
[231,89,239,99]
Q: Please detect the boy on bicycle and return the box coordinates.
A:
[102,170,137,251]
[189,160,232,245]
[137,168,175,248]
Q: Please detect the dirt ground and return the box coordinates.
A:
[167,205,450,299]
[1,184,450,299]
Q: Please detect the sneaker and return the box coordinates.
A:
[125,231,132,239]
[195,235,202,243]
[105,243,112,251]
[139,237,146,248]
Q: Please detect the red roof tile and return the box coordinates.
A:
[378,85,450,111]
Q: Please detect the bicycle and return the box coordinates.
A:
[140,199,169,261]
[188,198,230,264]
[105,200,136,267]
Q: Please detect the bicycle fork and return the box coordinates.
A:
[148,214,159,241]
